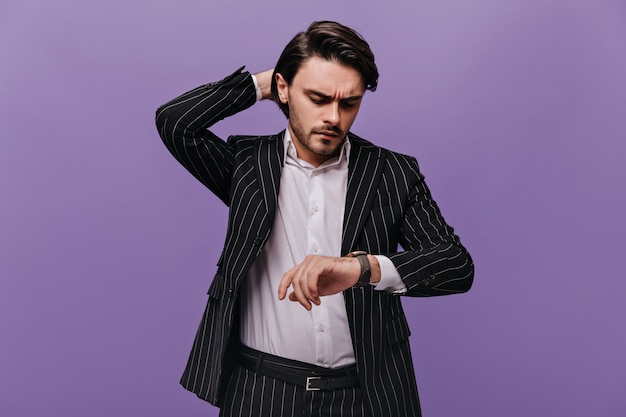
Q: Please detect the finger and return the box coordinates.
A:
[307,272,321,304]
[278,265,297,300]
[295,262,322,307]
[289,290,320,306]
[280,263,313,310]
[289,275,312,310]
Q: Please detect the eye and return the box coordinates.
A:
[340,101,357,109]
[310,96,326,105]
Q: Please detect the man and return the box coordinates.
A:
[156,21,473,417]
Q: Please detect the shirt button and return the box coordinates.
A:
[318,324,325,332]
[313,205,319,212]
[312,245,319,253]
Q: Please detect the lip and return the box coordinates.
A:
[317,131,340,139]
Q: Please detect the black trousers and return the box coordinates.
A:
[219,363,370,417]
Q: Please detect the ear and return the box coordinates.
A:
[275,73,289,104]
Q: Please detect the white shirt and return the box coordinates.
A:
[239,76,406,368]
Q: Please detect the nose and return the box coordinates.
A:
[323,102,340,125]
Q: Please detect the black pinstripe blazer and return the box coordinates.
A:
[156,68,474,416]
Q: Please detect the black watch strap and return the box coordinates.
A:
[346,251,372,287]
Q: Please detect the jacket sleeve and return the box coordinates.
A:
[387,156,474,297]
[155,67,258,205]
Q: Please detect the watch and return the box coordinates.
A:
[346,251,372,287]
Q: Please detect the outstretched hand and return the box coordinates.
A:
[277,255,361,310]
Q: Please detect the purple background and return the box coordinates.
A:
[2,1,625,416]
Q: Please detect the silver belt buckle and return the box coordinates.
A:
[306,376,321,391]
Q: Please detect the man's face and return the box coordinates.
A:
[276,56,365,167]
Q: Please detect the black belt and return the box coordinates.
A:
[236,344,360,391]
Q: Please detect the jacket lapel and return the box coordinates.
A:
[253,132,383,255]
[254,131,285,225]
[341,136,386,255]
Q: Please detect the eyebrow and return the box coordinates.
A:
[307,89,363,102]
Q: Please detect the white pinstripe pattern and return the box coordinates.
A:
[220,365,368,417]
[155,68,474,416]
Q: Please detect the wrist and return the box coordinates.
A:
[367,255,381,284]
[346,251,375,287]
[252,69,274,100]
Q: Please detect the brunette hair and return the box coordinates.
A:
[271,21,379,118]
